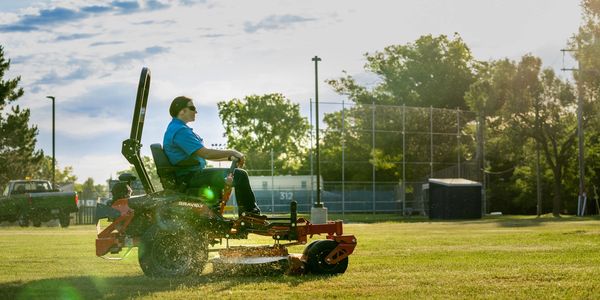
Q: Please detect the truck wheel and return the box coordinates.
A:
[17,213,29,227]
[138,224,208,277]
[59,213,70,228]
[32,219,42,227]
[306,240,348,275]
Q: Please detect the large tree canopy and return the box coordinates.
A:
[218,93,310,174]
[465,55,578,216]
[327,34,476,109]
[0,45,44,188]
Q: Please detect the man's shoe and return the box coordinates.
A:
[239,207,266,220]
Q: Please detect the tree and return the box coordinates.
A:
[571,0,600,212]
[321,34,478,184]
[218,93,310,174]
[465,55,579,216]
[327,33,475,108]
[116,155,162,191]
[35,156,78,185]
[75,177,107,200]
[0,45,44,188]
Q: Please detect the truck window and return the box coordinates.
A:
[13,183,27,194]
[35,182,51,191]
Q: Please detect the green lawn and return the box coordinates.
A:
[1,215,599,299]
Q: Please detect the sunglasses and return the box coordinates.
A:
[186,105,196,112]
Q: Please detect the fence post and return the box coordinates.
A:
[457,107,461,178]
[342,100,345,219]
[372,100,376,214]
[271,148,275,213]
[430,106,433,177]
[402,104,406,215]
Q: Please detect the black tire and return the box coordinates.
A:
[59,213,70,228]
[302,240,321,257]
[17,213,29,227]
[306,240,348,275]
[138,224,208,277]
[32,219,42,227]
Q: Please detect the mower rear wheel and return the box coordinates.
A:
[306,240,348,275]
[138,224,208,277]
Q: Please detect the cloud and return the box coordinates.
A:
[61,153,130,183]
[0,7,83,32]
[8,55,34,65]
[90,41,125,47]
[111,1,141,14]
[105,46,170,66]
[34,65,95,86]
[146,0,170,11]
[244,14,316,33]
[200,33,226,38]
[59,83,135,118]
[57,115,130,138]
[55,33,97,42]
[179,0,208,6]
[80,5,113,14]
[0,1,173,32]
[132,20,175,26]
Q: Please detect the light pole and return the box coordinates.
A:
[46,96,55,188]
[310,55,327,224]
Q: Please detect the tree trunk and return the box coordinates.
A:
[552,171,562,217]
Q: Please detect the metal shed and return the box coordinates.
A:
[427,178,482,220]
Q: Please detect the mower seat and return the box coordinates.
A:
[150,143,225,209]
[150,143,179,190]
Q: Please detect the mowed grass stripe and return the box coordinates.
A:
[0,215,599,299]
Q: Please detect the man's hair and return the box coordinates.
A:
[169,96,193,117]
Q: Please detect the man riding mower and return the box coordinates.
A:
[95,67,357,277]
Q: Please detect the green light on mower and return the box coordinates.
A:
[201,188,217,206]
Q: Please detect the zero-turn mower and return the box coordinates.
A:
[95,67,357,277]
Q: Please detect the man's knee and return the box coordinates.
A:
[234,168,248,178]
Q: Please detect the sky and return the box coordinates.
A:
[0,0,583,185]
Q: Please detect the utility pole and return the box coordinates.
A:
[561,48,586,216]
[46,96,56,188]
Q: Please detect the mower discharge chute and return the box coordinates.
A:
[95,68,357,277]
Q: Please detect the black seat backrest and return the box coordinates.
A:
[150,143,178,190]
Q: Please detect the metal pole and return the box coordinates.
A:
[457,108,461,178]
[577,59,586,216]
[312,56,322,208]
[309,99,314,205]
[46,96,56,188]
[402,104,406,215]
[372,100,376,214]
[342,100,345,219]
[536,144,542,216]
[535,95,542,217]
[561,48,586,216]
[271,148,274,213]
[430,106,433,177]
[481,114,486,214]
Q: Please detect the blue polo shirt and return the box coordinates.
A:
[163,118,207,177]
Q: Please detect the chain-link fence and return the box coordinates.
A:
[245,102,483,216]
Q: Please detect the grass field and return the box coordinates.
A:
[1,215,600,299]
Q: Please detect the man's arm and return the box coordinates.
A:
[194,147,243,161]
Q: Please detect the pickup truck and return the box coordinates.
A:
[0,180,79,227]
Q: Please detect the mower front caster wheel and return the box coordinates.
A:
[306,240,348,275]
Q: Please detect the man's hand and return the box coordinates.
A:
[229,150,245,168]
